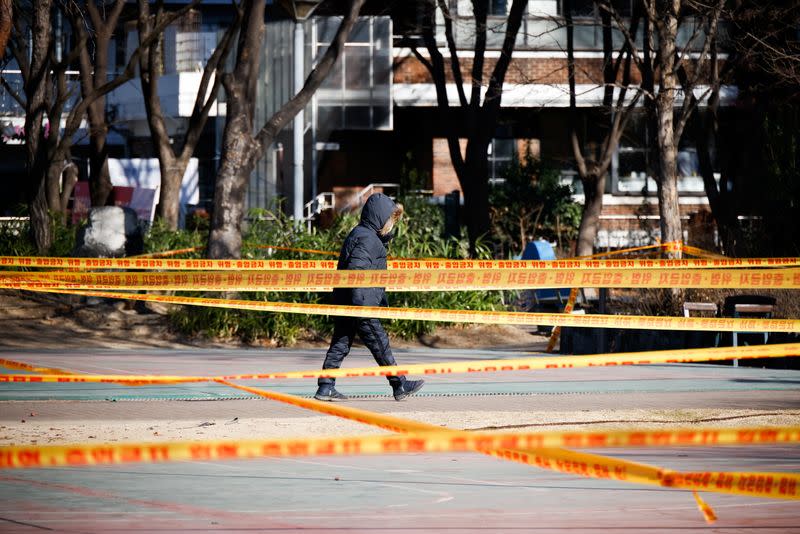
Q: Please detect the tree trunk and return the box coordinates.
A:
[576,172,605,257]
[0,0,11,58]
[43,136,78,216]
[208,70,259,259]
[207,130,257,258]
[207,0,263,259]
[30,180,51,253]
[208,0,364,259]
[46,156,64,213]
[157,154,192,229]
[655,62,684,311]
[463,138,491,256]
[655,1,682,259]
[138,0,240,230]
[655,146,682,246]
[655,80,681,250]
[24,0,53,253]
[87,99,113,206]
[59,162,79,223]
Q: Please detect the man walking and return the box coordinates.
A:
[315,193,425,402]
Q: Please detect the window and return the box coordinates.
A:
[611,111,651,194]
[488,139,517,184]
[490,0,508,16]
[314,17,392,130]
[611,112,719,195]
[557,0,632,18]
[558,0,596,18]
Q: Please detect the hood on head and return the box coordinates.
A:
[360,193,403,235]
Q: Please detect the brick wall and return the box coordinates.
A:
[432,138,466,196]
[395,56,632,85]
[600,202,707,217]
[597,201,714,246]
[394,55,726,86]
[432,138,541,196]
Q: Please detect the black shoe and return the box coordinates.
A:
[393,379,424,401]
[314,386,348,401]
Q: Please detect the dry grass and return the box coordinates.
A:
[611,288,800,319]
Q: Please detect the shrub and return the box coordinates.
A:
[0,215,77,258]
[489,152,581,258]
[144,218,207,257]
[165,195,510,344]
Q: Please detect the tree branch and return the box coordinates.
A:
[566,0,588,178]
[255,0,366,149]
[182,4,243,159]
[62,0,201,142]
[0,75,24,107]
[410,45,434,73]
[483,0,527,110]
[418,0,465,178]
[469,0,488,109]
[599,0,644,72]
[436,0,467,107]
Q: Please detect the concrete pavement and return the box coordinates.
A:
[1,347,799,533]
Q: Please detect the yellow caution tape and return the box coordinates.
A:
[132,247,204,258]
[0,373,207,384]
[0,256,339,271]
[1,426,798,468]
[545,287,580,353]
[212,343,798,381]
[4,342,797,384]
[573,242,669,258]
[0,358,76,376]
[217,381,800,501]
[3,255,800,271]
[693,490,718,523]
[20,288,800,333]
[246,244,340,257]
[485,445,800,500]
[682,245,729,260]
[3,267,800,290]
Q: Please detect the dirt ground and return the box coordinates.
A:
[3,407,799,446]
[0,289,546,351]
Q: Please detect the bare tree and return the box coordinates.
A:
[730,0,800,94]
[13,0,54,252]
[67,0,126,207]
[412,0,529,256]
[138,0,241,230]
[566,0,641,256]
[613,0,724,258]
[3,0,80,246]
[2,0,198,252]
[677,26,733,254]
[207,0,366,259]
[682,1,800,256]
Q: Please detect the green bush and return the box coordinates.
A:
[166,195,510,345]
[489,152,581,258]
[0,215,77,259]
[144,218,208,257]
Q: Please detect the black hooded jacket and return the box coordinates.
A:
[334,193,402,307]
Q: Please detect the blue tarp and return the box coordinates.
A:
[521,240,571,304]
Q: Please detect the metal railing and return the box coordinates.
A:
[303,191,336,230]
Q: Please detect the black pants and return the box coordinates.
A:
[319,317,405,388]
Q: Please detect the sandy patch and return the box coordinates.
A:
[3,409,799,446]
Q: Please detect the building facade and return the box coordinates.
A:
[0,0,732,248]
